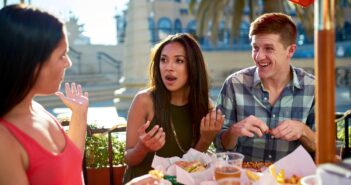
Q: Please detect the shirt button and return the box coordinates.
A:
[264,97,268,101]
[268,155,272,158]
[272,114,276,118]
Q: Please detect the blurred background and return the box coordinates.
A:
[2,0,350,120]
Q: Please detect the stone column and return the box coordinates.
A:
[114,0,152,117]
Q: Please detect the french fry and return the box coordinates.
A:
[269,165,277,178]
[277,169,285,183]
[268,164,301,185]
[245,170,260,182]
[148,170,164,179]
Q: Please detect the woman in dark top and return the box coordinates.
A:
[123,33,224,183]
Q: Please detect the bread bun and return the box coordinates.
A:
[174,160,207,173]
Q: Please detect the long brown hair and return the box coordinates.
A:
[0,4,64,117]
[148,33,210,146]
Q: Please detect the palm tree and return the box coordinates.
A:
[189,0,349,44]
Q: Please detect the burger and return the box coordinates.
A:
[174,160,207,173]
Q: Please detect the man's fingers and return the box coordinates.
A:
[241,129,255,137]
[272,124,289,138]
[248,125,264,137]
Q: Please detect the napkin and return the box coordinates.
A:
[258,145,317,185]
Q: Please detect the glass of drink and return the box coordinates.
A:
[216,177,242,185]
[213,152,244,181]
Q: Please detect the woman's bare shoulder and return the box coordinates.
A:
[0,124,21,157]
[129,89,154,121]
[133,89,154,106]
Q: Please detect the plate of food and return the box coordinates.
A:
[242,161,273,172]
[152,148,215,185]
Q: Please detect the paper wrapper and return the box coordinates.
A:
[125,174,172,185]
[256,145,317,185]
[151,148,215,185]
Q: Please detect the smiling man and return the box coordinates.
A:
[214,13,316,162]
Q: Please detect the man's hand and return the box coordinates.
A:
[137,121,166,152]
[270,120,305,141]
[229,115,269,138]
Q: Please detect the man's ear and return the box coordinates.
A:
[288,44,297,58]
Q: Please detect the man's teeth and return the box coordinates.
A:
[259,63,269,67]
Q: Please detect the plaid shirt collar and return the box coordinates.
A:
[253,65,303,92]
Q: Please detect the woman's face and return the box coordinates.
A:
[32,32,72,95]
[159,42,189,94]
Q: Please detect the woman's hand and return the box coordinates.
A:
[199,109,224,145]
[55,82,89,153]
[55,82,89,113]
[136,121,166,152]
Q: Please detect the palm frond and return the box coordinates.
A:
[195,0,213,37]
[210,0,228,44]
[248,0,256,22]
[295,5,314,39]
[335,0,345,29]
[230,0,245,43]
[189,0,197,15]
[189,0,350,44]
[262,0,285,13]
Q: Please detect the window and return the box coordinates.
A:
[174,19,182,33]
[157,17,172,39]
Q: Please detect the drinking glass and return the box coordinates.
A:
[213,152,244,181]
[216,177,242,185]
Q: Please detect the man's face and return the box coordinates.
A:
[251,33,295,81]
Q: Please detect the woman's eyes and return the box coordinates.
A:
[160,58,184,64]
[176,59,184,64]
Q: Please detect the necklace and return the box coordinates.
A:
[170,120,187,153]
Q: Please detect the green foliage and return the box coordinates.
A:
[208,142,216,154]
[336,119,351,147]
[85,133,126,168]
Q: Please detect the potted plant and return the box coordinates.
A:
[85,130,126,185]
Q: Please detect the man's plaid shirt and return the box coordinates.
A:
[214,65,315,162]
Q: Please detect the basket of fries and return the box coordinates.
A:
[269,165,302,185]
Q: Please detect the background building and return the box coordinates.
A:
[114,0,351,117]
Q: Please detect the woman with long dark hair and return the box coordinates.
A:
[0,4,89,185]
[123,33,224,183]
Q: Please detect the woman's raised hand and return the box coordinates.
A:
[137,121,166,152]
[199,108,224,143]
[55,82,89,113]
